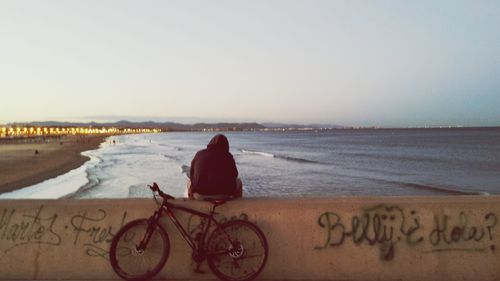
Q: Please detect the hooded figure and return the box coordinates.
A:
[189,134,241,198]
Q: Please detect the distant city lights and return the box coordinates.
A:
[0,126,162,138]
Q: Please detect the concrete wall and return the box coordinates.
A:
[1,196,499,280]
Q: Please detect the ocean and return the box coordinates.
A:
[2,128,500,199]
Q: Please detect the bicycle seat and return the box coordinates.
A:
[192,193,229,205]
[209,199,227,206]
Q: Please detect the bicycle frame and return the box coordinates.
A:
[110,184,268,281]
[149,199,224,257]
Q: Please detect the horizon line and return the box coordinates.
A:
[1,119,499,130]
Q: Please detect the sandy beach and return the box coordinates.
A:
[0,135,106,194]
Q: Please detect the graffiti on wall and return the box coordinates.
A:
[315,204,497,260]
[0,205,128,260]
[71,209,128,259]
[0,205,61,253]
[186,212,249,240]
[0,204,249,262]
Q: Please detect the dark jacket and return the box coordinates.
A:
[190,134,238,195]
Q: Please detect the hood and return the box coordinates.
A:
[207,134,229,152]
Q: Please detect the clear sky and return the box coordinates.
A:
[1,1,499,127]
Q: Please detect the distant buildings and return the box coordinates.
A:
[0,126,162,138]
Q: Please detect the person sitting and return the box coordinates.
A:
[187,134,242,200]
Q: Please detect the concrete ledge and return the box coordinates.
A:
[1,196,500,280]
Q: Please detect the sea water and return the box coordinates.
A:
[2,128,500,199]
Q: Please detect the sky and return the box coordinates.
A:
[1,1,499,127]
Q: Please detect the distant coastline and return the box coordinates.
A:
[1,120,499,134]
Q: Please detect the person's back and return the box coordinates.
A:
[189,134,242,199]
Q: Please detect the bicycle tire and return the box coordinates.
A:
[109,219,170,281]
[207,220,268,281]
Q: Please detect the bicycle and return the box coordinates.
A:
[109,182,269,281]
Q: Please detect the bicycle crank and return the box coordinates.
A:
[133,245,145,256]
[228,243,244,259]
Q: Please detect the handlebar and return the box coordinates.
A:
[148,182,175,201]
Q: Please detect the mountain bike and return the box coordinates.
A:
[109,182,268,281]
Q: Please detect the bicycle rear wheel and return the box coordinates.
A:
[207,220,268,281]
[109,219,170,281]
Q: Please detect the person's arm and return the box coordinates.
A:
[190,156,196,180]
[230,154,238,178]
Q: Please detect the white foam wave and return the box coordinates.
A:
[180,165,190,175]
[240,149,323,164]
[241,149,275,158]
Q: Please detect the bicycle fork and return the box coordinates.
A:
[136,210,162,253]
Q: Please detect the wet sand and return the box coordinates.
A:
[0,135,106,194]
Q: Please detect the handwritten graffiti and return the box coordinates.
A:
[71,209,128,259]
[0,206,61,253]
[427,212,497,253]
[315,204,497,260]
[0,204,249,262]
[315,205,422,260]
[0,205,129,260]
[186,212,249,241]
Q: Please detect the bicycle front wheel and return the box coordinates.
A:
[207,220,268,281]
[109,219,170,281]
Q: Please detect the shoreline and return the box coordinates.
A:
[0,135,108,194]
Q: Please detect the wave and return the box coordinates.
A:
[337,151,448,165]
[163,154,180,161]
[277,155,324,164]
[180,165,190,176]
[334,172,485,195]
[241,149,274,158]
[128,184,145,197]
[64,172,100,199]
[158,144,182,151]
[397,181,483,195]
[240,149,324,164]
[64,154,103,199]
[376,178,482,195]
